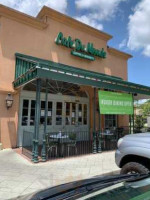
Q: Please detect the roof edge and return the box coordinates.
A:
[0,4,47,30]
[14,53,150,96]
[15,52,122,81]
[37,6,113,41]
[107,47,133,60]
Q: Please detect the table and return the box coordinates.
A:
[50,132,68,139]
[101,132,114,136]
[49,132,68,157]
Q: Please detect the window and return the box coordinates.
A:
[71,103,76,125]
[78,104,83,125]
[105,115,117,129]
[56,102,62,125]
[83,104,87,125]
[30,100,35,125]
[47,102,53,125]
[22,99,29,126]
[65,102,71,125]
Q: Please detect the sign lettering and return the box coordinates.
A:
[98,91,133,115]
[55,32,106,61]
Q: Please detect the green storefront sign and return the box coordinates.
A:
[55,32,106,61]
[98,90,133,115]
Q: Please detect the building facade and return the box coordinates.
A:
[0,4,148,151]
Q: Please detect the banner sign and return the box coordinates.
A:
[98,90,133,115]
[55,32,106,61]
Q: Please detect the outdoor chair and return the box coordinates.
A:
[46,134,58,158]
[67,133,77,156]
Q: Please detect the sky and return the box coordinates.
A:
[0,0,150,87]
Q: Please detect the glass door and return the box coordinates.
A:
[52,101,64,133]
[19,92,89,146]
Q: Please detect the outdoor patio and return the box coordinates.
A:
[13,53,150,163]
[22,127,130,161]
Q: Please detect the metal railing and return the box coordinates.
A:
[45,131,92,160]
[22,127,131,160]
[96,126,130,151]
[22,130,33,159]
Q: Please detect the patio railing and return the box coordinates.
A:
[96,126,130,151]
[45,131,92,160]
[22,127,131,160]
[22,130,33,159]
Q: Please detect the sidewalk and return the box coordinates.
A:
[0,149,119,200]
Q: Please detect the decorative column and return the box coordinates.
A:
[97,107,102,153]
[129,115,132,134]
[93,87,97,154]
[32,108,36,161]
[132,94,135,134]
[32,83,37,161]
[33,78,41,163]
[41,79,48,162]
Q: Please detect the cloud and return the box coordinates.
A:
[119,39,127,49]
[75,15,103,30]
[75,0,126,21]
[0,0,68,16]
[127,0,150,57]
[75,0,126,31]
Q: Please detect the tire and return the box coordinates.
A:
[120,162,149,175]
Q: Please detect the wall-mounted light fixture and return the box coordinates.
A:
[5,93,13,109]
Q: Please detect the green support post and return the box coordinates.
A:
[32,81,38,161]
[132,114,134,134]
[129,115,131,134]
[97,110,102,153]
[41,79,48,162]
[31,139,35,162]
[93,87,97,154]
[132,94,135,134]
[34,78,41,163]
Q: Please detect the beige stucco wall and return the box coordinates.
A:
[0,92,19,148]
[0,13,129,148]
[0,16,128,92]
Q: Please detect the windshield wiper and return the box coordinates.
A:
[30,173,150,200]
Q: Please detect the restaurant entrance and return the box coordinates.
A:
[18,80,89,147]
[13,53,150,162]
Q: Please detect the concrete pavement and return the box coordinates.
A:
[0,149,119,199]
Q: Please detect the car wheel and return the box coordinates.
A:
[120,162,149,175]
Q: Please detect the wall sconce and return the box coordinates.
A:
[5,93,13,109]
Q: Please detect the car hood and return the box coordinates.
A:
[124,133,150,139]
[15,174,149,200]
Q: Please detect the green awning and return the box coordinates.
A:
[13,53,150,96]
